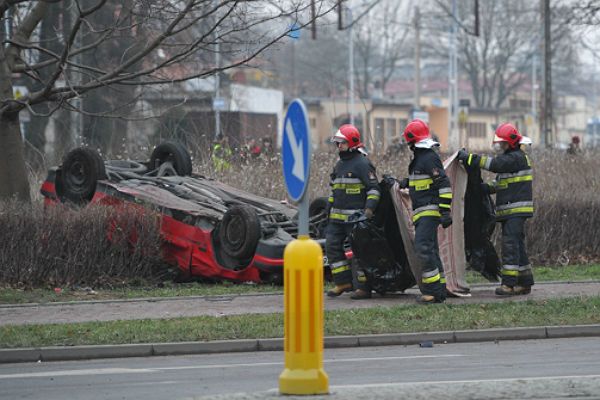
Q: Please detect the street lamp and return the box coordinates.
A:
[346,7,354,126]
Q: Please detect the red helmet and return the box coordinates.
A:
[493,123,522,148]
[403,119,430,144]
[333,124,364,150]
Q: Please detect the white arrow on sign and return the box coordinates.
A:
[285,119,304,181]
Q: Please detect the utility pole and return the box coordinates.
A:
[541,0,552,147]
[413,6,421,110]
[448,0,459,150]
[214,1,221,140]
[70,0,82,146]
[532,55,537,127]
[348,7,354,126]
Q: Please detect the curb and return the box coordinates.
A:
[2,324,600,364]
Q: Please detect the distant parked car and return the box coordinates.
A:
[40,142,327,284]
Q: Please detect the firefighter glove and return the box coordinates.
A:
[440,212,452,229]
[398,177,409,189]
[457,148,469,162]
[382,174,397,187]
[480,182,496,194]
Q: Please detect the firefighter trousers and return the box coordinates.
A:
[500,217,534,288]
[414,216,446,301]
[325,222,369,290]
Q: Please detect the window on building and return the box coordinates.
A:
[467,122,487,138]
[310,118,316,129]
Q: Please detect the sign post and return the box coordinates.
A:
[279,99,328,395]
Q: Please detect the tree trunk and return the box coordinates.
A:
[0,37,30,202]
[0,112,31,202]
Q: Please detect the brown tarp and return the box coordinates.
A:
[389,152,471,297]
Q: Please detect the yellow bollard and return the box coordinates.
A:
[279,235,329,395]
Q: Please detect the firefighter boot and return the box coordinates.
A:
[327,283,352,297]
[350,289,372,300]
[418,294,444,304]
[495,285,515,296]
[513,286,532,295]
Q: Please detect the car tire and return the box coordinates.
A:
[309,196,329,239]
[219,204,261,260]
[59,147,106,205]
[150,141,192,176]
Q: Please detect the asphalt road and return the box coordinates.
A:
[2,281,599,326]
[1,337,600,400]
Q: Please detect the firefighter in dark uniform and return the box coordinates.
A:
[458,123,534,296]
[326,124,381,300]
[398,119,453,303]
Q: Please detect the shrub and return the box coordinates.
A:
[0,201,165,288]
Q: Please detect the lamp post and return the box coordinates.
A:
[346,7,354,126]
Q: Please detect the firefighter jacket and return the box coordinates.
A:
[467,147,533,220]
[408,148,452,223]
[328,151,380,222]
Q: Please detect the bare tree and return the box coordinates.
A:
[428,0,581,109]
[353,0,410,98]
[0,0,337,201]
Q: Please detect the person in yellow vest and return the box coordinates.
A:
[212,135,232,172]
[458,123,534,295]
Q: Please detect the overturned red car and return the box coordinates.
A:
[40,142,327,284]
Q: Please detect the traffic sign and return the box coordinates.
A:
[212,97,226,111]
[282,99,311,203]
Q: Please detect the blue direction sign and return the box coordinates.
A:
[282,99,311,203]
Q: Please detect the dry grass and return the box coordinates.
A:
[202,147,600,267]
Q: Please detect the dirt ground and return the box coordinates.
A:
[0,281,599,327]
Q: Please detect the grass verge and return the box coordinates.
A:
[1,296,600,349]
[0,282,282,304]
[465,264,600,285]
[1,264,598,305]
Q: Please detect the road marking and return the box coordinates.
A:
[0,354,464,379]
[0,368,154,380]
[156,354,464,371]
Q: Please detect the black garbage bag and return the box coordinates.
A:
[349,178,416,294]
[464,166,501,281]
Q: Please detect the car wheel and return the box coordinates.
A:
[309,197,329,239]
[150,141,192,176]
[219,204,261,260]
[59,147,106,205]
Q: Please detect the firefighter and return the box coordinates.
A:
[398,119,452,303]
[457,123,534,296]
[212,135,232,171]
[326,124,381,300]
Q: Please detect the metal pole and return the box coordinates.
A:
[414,6,421,109]
[348,7,354,126]
[70,0,81,146]
[448,0,458,150]
[532,55,537,125]
[542,0,552,147]
[215,36,221,140]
